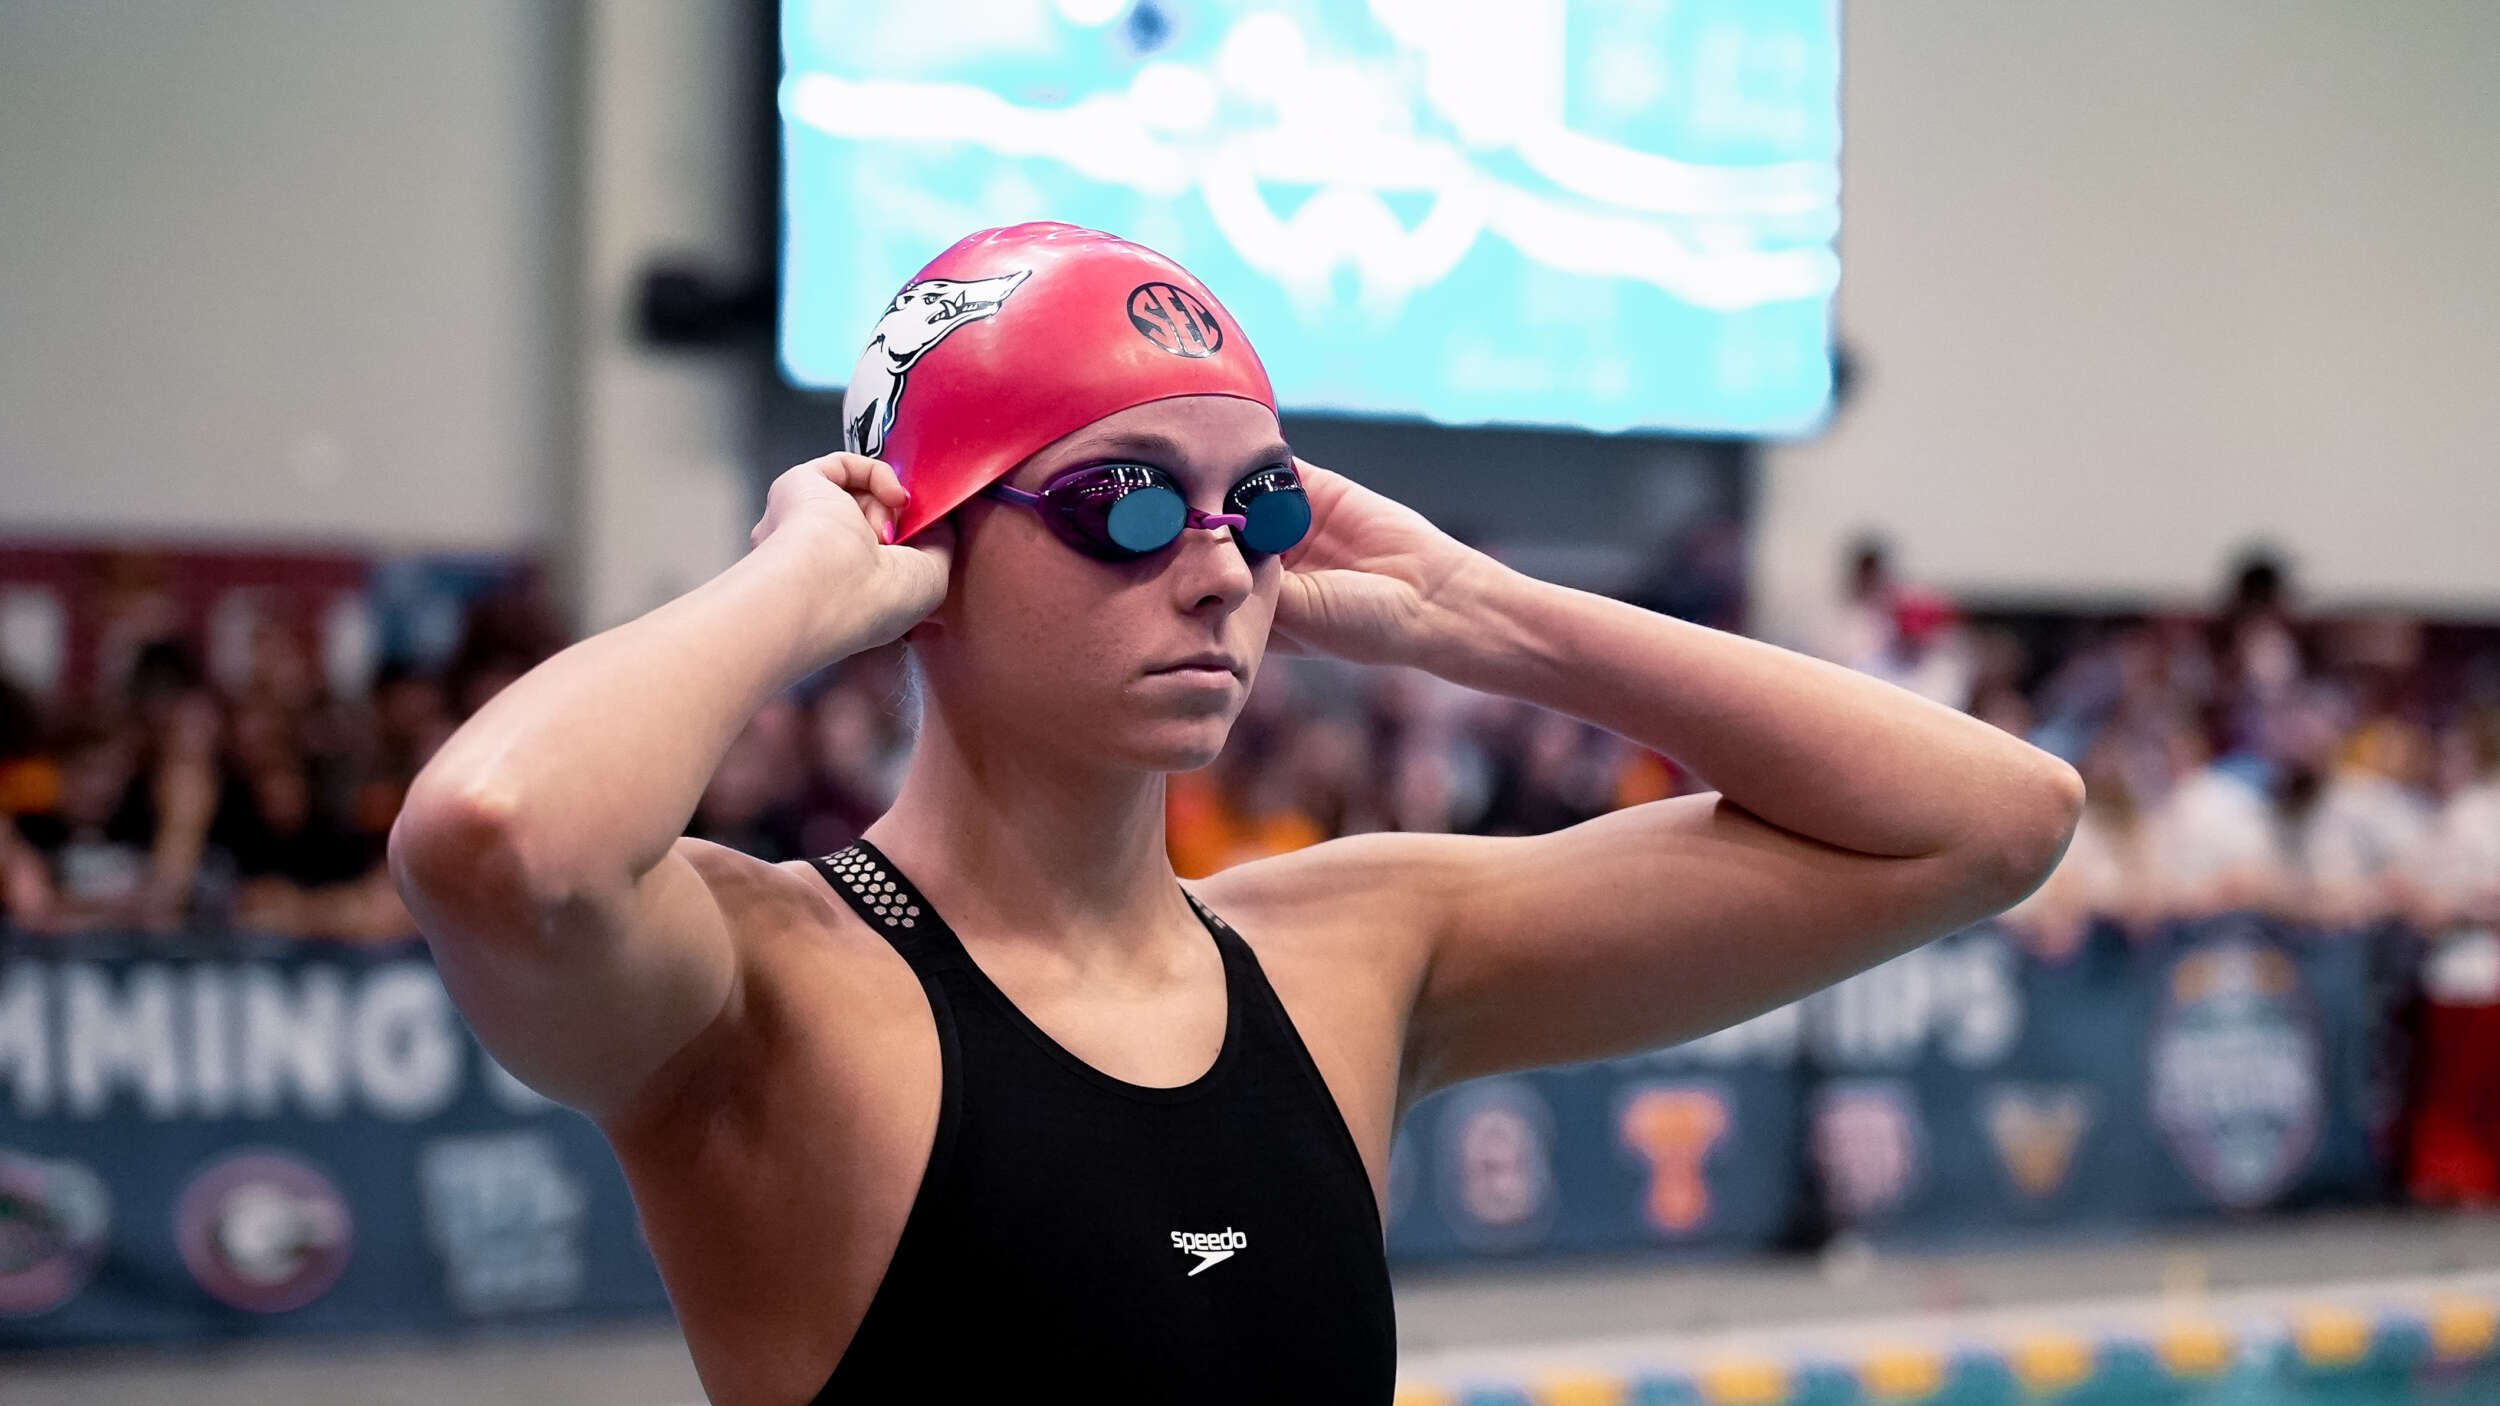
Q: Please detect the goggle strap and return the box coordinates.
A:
[978,482,1047,507]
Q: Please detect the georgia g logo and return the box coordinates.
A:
[842,268,1032,459]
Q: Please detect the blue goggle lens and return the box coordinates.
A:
[1105,485,1189,552]
[1236,478,1312,555]
[1037,463,1309,560]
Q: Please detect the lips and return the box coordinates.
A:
[1148,653,1242,678]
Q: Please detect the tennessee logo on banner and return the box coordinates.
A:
[1616,1082,1730,1234]
[1985,1084,2093,1199]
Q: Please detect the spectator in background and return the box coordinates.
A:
[2213,547,2306,747]
[1808,533,1897,674]
[208,739,410,942]
[444,583,565,720]
[2420,705,2500,929]
[1802,534,1974,710]
[2,722,147,933]
[1237,711,1380,851]
[1474,704,1621,837]
[1361,665,1495,835]
[1877,587,1977,710]
[3,700,217,936]
[2406,703,2500,1205]
[2301,712,2439,928]
[369,659,455,784]
[2002,719,2167,955]
[339,658,456,871]
[2026,623,2124,765]
[687,697,810,862]
[1381,736,1474,835]
[1972,681,2036,742]
[2140,706,2297,918]
[1623,514,1748,634]
[793,650,916,857]
[2219,550,2302,688]
[0,672,51,817]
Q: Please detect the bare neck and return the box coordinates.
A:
[861,709,1197,970]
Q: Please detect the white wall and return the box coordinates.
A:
[1753,0,2500,644]
[571,0,760,634]
[0,1,565,552]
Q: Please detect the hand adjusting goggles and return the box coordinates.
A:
[975,461,1313,562]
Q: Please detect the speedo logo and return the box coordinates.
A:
[1170,1227,1247,1276]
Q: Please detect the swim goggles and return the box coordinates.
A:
[974,460,1313,562]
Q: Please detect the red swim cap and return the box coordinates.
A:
[839,222,1278,544]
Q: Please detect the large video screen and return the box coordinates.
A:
[779,0,1839,437]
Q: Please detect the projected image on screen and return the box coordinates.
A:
[780,0,1839,436]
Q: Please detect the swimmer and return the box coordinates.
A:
[389,222,2083,1403]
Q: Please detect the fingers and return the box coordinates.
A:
[820,453,910,540]
[800,452,908,509]
[862,457,908,512]
[907,515,957,572]
[761,451,914,546]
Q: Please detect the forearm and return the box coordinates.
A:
[403,532,873,899]
[1420,564,2080,865]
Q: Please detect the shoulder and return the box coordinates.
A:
[683,840,913,973]
[1184,829,1487,979]
[635,839,921,1033]
[606,841,925,1126]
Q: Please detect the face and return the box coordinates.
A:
[910,395,1287,774]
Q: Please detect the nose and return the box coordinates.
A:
[1171,508,1256,610]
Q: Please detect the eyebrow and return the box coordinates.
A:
[1059,430,1294,479]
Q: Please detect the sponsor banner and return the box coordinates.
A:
[0,942,667,1345]
[1802,915,2396,1242]
[1387,1004,1808,1261]
[0,916,2411,1331]
[1392,914,2399,1264]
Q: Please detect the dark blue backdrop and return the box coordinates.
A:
[0,911,2409,1343]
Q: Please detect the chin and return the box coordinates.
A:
[1116,714,1237,774]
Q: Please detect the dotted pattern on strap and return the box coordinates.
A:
[821,845,922,929]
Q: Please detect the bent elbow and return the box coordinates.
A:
[1979,758,2087,905]
[388,783,552,941]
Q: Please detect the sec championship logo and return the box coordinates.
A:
[174,1150,355,1313]
[2150,938,2323,1210]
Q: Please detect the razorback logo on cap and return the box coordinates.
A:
[843,268,1034,459]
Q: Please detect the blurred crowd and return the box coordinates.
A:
[3,543,2495,962]
[0,585,562,945]
[689,638,1689,881]
[1800,542,2500,955]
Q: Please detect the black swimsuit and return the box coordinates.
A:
[804,839,1398,1402]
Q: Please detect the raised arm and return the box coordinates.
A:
[1265,461,2083,1099]
[387,453,947,1115]
[1394,569,2082,1090]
